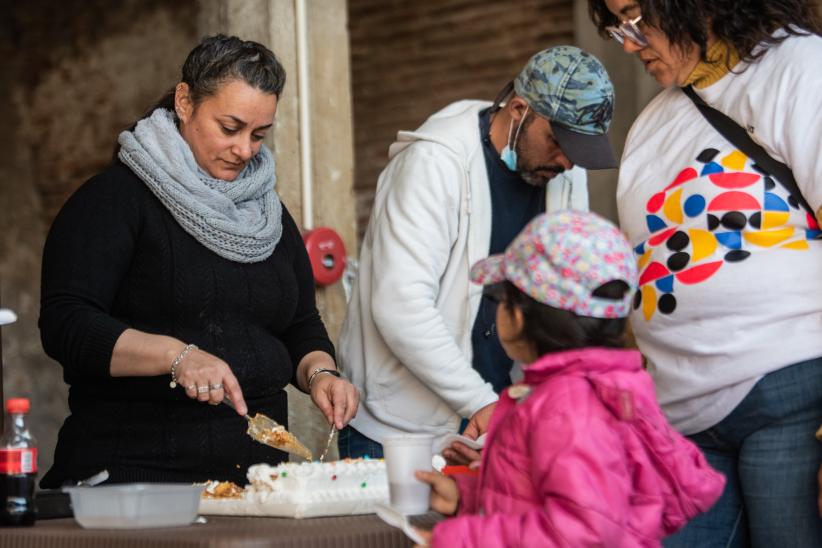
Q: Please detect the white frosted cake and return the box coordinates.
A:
[199,458,388,518]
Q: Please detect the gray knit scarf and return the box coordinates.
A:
[117,108,282,263]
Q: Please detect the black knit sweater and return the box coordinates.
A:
[39,161,334,488]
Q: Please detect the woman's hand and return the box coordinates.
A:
[109,330,247,415]
[297,351,359,430]
[310,373,359,430]
[415,469,459,516]
[175,346,247,416]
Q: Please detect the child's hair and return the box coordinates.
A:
[487,279,630,355]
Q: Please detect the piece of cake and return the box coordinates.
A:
[202,480,245,499]
[199,458,389,518]
[246,413,313,461]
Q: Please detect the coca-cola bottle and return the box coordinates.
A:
[0,398,37,526]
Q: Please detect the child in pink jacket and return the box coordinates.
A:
[414,210,725,547]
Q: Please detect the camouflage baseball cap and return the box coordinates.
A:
[514,46,616,169]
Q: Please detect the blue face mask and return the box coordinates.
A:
[500,145,517,171]
[500,105,529,172]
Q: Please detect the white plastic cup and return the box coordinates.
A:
[382,433,434,515]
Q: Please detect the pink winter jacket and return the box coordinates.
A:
[431,348,725,548]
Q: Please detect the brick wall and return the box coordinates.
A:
[348,0,575,241]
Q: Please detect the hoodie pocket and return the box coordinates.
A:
[370,362,457,431]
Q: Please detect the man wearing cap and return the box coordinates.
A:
[338,46,616,458]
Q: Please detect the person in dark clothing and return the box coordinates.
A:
[38,34,358,488]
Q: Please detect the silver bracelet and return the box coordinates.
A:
[307,367,341,391]
[169,344,198,389]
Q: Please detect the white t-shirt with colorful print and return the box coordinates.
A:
[618,32,822,434]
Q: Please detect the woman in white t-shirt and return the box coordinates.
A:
[587,0,822,545]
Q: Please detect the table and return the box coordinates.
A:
[0,513,442,548]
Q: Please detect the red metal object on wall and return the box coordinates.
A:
[302,227,346,286]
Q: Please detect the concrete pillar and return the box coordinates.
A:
[197,0,356,460]
[573,0,659,223]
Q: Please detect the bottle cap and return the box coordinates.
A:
[6,398,30,414]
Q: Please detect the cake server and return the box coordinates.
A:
[223,396,313,460]
[375,503,428,545]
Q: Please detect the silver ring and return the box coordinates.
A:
[209,383,223,391]
[186,384,196,391]
[197,386,209,394]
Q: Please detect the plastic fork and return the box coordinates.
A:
[318,425,337,463]
[375,503,428,545]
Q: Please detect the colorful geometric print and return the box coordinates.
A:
[633,147,821,321]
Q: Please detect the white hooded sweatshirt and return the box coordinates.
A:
[339,100,589,446]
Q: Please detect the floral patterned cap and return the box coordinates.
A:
[470,210,637,319]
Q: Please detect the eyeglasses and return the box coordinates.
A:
[605,15,648,48]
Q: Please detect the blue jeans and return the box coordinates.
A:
[664,356,822,548]
[337,425,384,459]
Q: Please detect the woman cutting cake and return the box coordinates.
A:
[38,34,358,487]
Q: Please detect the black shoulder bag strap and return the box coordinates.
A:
[682,85,815,218]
